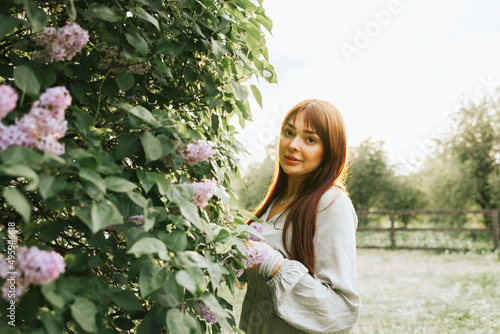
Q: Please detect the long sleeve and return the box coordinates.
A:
[266,188,360,333]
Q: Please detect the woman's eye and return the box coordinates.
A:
[307,137,316,144]
[284,129,293,136]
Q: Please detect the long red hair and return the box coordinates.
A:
[251,99,348,276]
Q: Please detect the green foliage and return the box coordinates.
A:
[0,0,276,332]
[235,139,276,211]
[417,93,499,226]
[347,139,393,214]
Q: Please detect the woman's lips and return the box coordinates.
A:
[285,154,301,165]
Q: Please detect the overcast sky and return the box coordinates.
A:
[235,0,500,173]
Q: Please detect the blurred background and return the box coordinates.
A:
[223,3,500,332]
[229,0,499,245]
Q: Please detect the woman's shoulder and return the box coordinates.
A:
[318,186,352,210]
[317,186,357,225]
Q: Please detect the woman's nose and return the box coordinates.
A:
[288,136,300,151]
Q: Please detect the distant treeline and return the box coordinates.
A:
[236,91,500,228]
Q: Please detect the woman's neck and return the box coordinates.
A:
[285,176,303,197]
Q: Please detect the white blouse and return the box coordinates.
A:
[239,186,361,333]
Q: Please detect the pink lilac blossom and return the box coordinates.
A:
[0,246,65,301]
[128,214,145,230]
[0,257,9,279]
[178,140,217,165]
[191,178,217,207]
[0,86,70,155]
[245,222,263,241]
[242,247,269,269]
[35,22,89,62]
[17,246,65,284]
[196,300,217,324]
[0,85,18,119]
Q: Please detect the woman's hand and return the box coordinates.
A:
[243,240,284,277]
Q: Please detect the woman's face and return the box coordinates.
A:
[279,110,324,181]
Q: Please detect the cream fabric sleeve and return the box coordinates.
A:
[266,188,361,334]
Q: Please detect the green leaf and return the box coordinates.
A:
[256,8,273,33]
[79,169,106,193]
[127,191,147,207]
[128,6,160,31]
[250,84,263,108]
[139,259,168,298]
[115,72,135,92]
[128,237,169,261]
[64,0,77,21]
[70,298,98,333]
[112,290,144,312]
[205,255,229,290]
[90,201,123,233]
[142,199,155,231]
[150,275,183,307]
[86,3,120,22]
[238,209,261,222]
[211,38,226,59]
[240,20,261,40]
[141,131,163,162]
[179,201,201,229]
[104,177,137,192]
[145,171,170,195]
[166,184,194,203]
[14,65,40,95]
[24,1,49,32]
[157,134,177,156]
[175,267,207,295]
[126,32,148,55]
[246,32,266,50]
[0,16,22,41]
[4,187,31,223]
[115,134,141,160]
[41,310,64,334]
[0,164,39,190]
[119,104,160,127]
[137,308,167,334]
[39,173,55,200]
[166,308,200,334]
[231,80,248,101]
[41,282,66,309]
[164,229,188,252]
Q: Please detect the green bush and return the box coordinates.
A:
[0,0,276,333]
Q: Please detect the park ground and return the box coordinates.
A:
[223,249,500,334]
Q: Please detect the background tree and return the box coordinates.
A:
[346,139,392,225]
[235,138,276,211]
[418,93,499,227]
[0,1,276,333]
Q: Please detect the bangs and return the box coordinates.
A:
[284,102,328,141]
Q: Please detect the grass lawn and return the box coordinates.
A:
[223,249,500,333]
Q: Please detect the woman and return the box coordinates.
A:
[239,99,360,333]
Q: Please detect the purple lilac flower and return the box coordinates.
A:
[0,85,18,119]
[128,214,145,230]
[0,246,65,301]
[0,86,70,155]
[17,247,65,284]
[35,22,89,62]
[242,247,269,269]
[245,222,264,241]
[191,179,217,207]
[0,257,9,279]
[196,300,217,324]
[178,140,217,165]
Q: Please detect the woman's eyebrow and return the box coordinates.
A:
[285,122,317,135]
